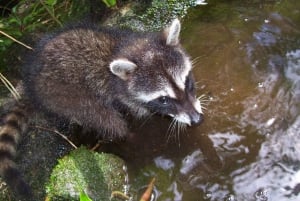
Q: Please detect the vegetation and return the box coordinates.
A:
[0,0,93,71]
[80,191,93,201]
[102,0,117,8]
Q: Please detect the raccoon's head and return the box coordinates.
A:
[110,19,203,126]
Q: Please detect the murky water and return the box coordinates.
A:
[115,1,300,201]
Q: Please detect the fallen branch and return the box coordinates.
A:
[34,125,78,149]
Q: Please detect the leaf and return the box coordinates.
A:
[45,0,57,6]
[80,191,93,201]
[102,0,116,8]
[8,17,22,26]
[140,178,156,201]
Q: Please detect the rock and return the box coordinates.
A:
[46,147,127,201]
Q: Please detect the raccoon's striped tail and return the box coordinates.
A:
[0,102,32,197]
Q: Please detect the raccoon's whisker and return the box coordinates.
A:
[201,99,210,103]
[200,104,209,110]
[177,122,183,143]
[197,95,211,105]
[138,111,157,128]
[197,95,210,112]
[195,81,201,86]
[201,103,208,108]
[192,56,200,62]
[167,118,178,143]
[176,121,187,147]
[199,99,210,103]
[201,106,207,111]
[182,122,187,132]
[177,122,182,142]
[166,120,174,143]
[170,119,178,138]
[198,97,210,102]
[175,121,181,146]
[177,121,181,136]
[191,56,201,66]
[197,94,207,100]
[194,81,202,90]
[180,122,187,135]
[199,101,210,105]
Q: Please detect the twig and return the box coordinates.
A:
[91,142,101,151]
[0,30,33,50]
[34,125,78,149]
[39,0,63,27]
[0,73,21,101]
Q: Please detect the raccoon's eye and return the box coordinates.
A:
[158,96,170,105]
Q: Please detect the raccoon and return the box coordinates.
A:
[0,19,203,197]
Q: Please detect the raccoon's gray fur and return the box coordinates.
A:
[0,19,203,197]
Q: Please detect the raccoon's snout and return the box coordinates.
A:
[188,97,204,126]
[190,112,204,126]
[174,111,204,126]
[172,97,204,126]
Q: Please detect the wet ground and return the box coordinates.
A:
[111,1,300,200]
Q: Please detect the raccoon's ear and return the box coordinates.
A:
[109,59,137,80]
[165,18,181,46]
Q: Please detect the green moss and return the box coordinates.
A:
[46,147,126,201]
[141,0,198,29]
[0,182,10,201]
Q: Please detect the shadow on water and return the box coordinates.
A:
[101,1,300,200]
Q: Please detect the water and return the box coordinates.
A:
[117,1,300,200]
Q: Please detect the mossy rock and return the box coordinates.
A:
[0,181,10,201]
[46,147,126,201]
[105,0,203,32]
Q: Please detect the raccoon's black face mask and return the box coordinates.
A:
[143,72,203,126]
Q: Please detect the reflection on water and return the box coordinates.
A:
[177,0,300,200]
[103,1,300,201]
[232,116,300,200]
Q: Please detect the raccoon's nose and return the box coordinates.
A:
[190,113,204,126]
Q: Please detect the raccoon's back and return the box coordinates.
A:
[22,26,119,112]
